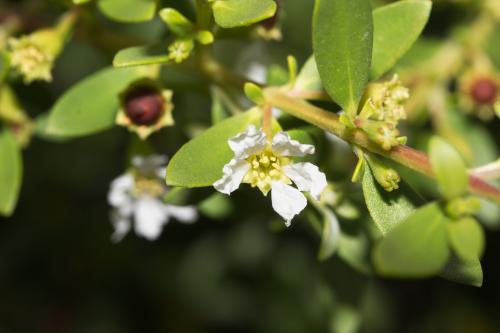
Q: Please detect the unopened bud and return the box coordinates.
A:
[365,154,400,192]
[469,77,498,105]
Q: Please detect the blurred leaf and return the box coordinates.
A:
[166,108,261,187]
[429,136,468,199]
[73,0,92,4]
[159,8,195,36]
[0,127,22,216]
[97,0,157,23]
[294,56,322,92]
[211,88,229,125]
[440,255,483,287]
[362,161,423,235]
[373,202,450,277]
[46,67,146,137]
[338,227,372,274]
[199,193,233,220]
[313,0,372,114]
[0,51,10,83]
[113,44,170,68]
[447,217,485,262]
[318,208,341,261]
[371,0,432,79]
[212,0,277,28]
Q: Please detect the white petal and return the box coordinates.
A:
[271,181,307,227]
[228,125,267,159]
[283,162,328,200]
[245,63,267,84]
[133,197,169,240]
[165,205,198,224]
[110,212,132,243]
[108,174,134,207]
[271,132,315,157]
[213,159,251,195]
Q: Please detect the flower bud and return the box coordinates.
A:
[365,154,400,192]
[116,79,174,140]
[168,38,194,63]
[7,12,75,83]
[469,77,498,105]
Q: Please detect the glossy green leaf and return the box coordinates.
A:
[318,208,340,261]
[113,44,169,68]
[212,0,277,28]
[371,0,432,79]
[166,108,261,187]
[0,128,22,216]
[362,161,423,235]
[98,0,156,23]
[447,217,485,262]
[46,67,146,137]
[440,255,483,287]
[0,51,10,82]
[429,136,468,199]
[313,0,373,114]
[374,202,450,277]
[294,56,322,92]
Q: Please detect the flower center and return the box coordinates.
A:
[124,86,164,126]
[132,177,165,198]
[10,41,52,82]
[470,77,498,105]
[243,149,291,195]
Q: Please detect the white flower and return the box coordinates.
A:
[108,155,197,242]
[213,125,328,226]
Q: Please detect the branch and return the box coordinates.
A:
[263,87,500,203]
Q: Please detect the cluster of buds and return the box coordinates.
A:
[355,75,409,150]
[458,56,500,120]
[6,12,75,84]
[115,79,174,140]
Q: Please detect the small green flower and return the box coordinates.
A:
[167,38,194,63]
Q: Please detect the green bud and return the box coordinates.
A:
[362,120,401,151]
[195,30,214,45]
[244,82,265,105]
[365,154,400,192]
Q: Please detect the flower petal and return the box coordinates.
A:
[271,181,307,227]
[271,132,315,157]
[213,159,250,195]
[283,162,328,200]
[228,125,267,159]
[133,197,169,240]
[110,212,132,243]
[108,174,134,208]
[165,205,198,224]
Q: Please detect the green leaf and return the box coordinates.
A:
[0,51,10,83]
[373,202,450,277]
[447,217,485,262]
[0,128,22,216]
[212,0,277,28]
[429,136,468,199]
[318,208,340,261]
[159,8,195,36]
[98,0,157,23]
[113,44,169,68]
[166,108,261,187]
[73,0,92,4]
[46,67,146,137]
[313,0,373,114]
[294,56,322,92]
[371,0,432,79]
[362,161,423,235]
[440,255,483,287]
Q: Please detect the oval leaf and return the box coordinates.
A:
[373,202,450,277]
[313,0,373,114]
[98,0,157,23]
[46,67,146,137]
[429,136,468,199]
[371,0,432,79]
[0,128,22,216]
[362,160,423,235]
[440,255,483,287]
[212,0,277,28]
[114,44,170,68]
[447,217,485,262]
[166,108,261,187]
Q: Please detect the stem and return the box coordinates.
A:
[263,87,500,203]
[471,159,500,181]
[262,103,273,139]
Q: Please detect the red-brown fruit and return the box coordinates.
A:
[469,77,498,105]
[124,86,164,126]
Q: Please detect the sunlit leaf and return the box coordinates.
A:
[212,0,277,28]
[113,44,170,68]
[98,0,157,23]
